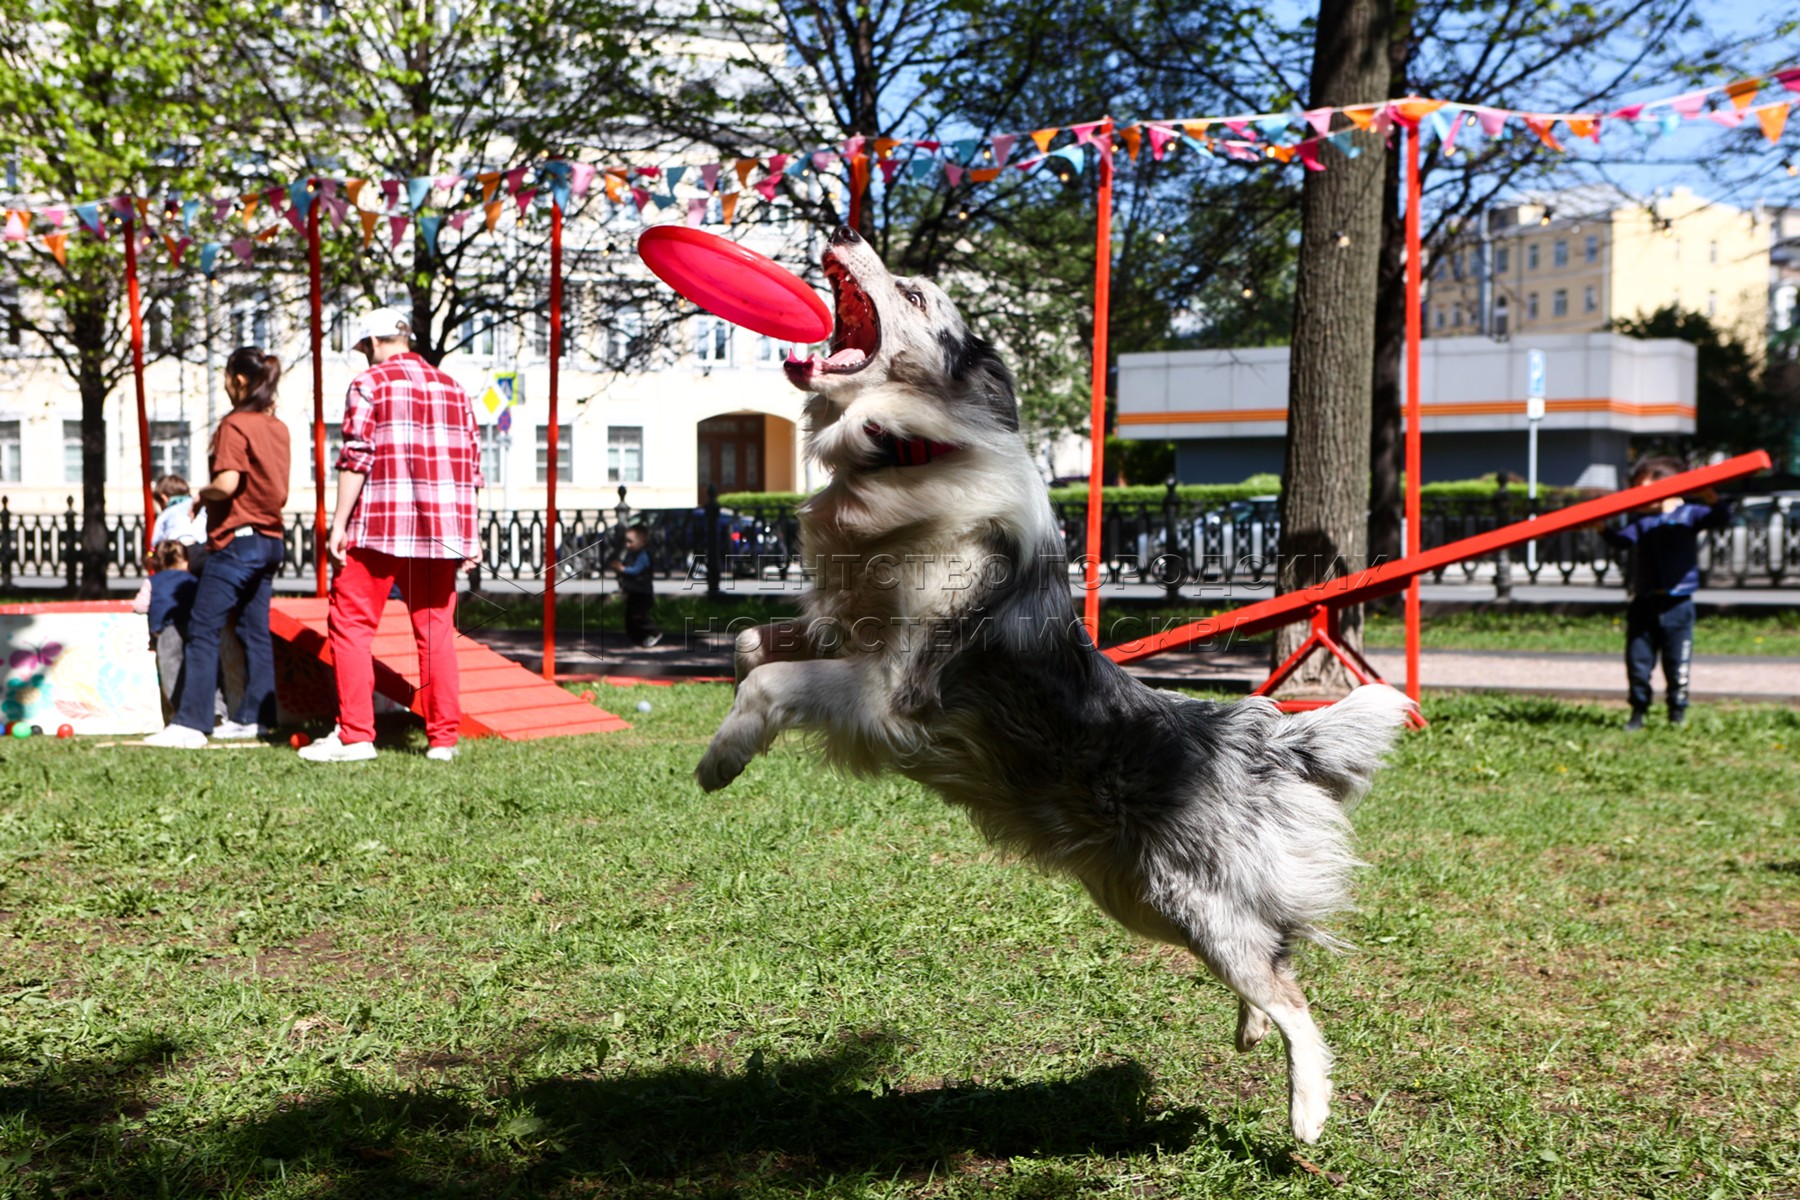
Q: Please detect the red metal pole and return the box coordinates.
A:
[1403,128,1424,704]
[543,199,563,681]
[123,214,155,557]
[1081,120,1114,644]
[307,184,327,597]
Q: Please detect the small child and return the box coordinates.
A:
[1601,456,1733,730]
[139,541,201,720]
[609,525,662,648]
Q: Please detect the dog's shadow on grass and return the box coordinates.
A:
[4,1029,1300,1196]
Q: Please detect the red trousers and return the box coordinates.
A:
[328,548,461,747]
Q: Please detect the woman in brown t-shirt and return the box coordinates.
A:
[145,347,292,747]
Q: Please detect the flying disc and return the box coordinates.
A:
[637,226,832,344]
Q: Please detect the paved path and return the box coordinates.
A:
[468,627,1799,704]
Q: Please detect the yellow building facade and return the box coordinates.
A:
[1429,187,1770,343]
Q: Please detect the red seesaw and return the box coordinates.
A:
[1101,450,1773,717]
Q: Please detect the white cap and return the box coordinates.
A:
[351,306,412,349]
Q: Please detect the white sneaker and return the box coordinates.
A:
[142,724,208,749]
[297,734,377,763]
[212,719,267,740]
[425,746,457,762]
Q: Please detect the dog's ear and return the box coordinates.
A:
[940,331,1020,431]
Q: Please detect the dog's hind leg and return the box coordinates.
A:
[1235,999,1271,1052]
[733,620,813,684]
[1193,940,1332,1144]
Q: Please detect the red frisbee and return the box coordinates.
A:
[637,226,832,344]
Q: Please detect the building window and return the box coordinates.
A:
[530,305,550,359]
[1706,291,1717,317]
[1552,289,1568,317]
[478,425,504,485]
[754,334,789,367]
[1553,239,1568,267]
[1434,307,1445,329]
[1,285,22,351]
[1495,246,1510,274]
[63,420,83,483]
[607,426,643,484]
[308,427,346,483]
[233,296,272,349]
[605,309,643,367]
[536,423,573,483]
[461,312,497,358]
[1527,243,1540,271]
[1584,234,1598,263]
[1584,285,1597,313]
[694,316,731,365]
[1709,240,1718,264]
[0,420,19,483]
[148,421,189,480]
[1527,293,1540,320]
[1494,298,1510,339]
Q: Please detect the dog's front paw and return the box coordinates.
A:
[695,719,762,792]
[1290,1077,1331,1144]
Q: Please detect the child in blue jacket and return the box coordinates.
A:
[1601,457,1732,729]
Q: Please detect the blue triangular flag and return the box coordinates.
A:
[75,202,102,234]
[542,161,571,211]
[199,242,220,277]
[1255,116,1290,137]
[289,179,314,214]
[407,175,432,210]
[1428,110,1453,143]
[908,156,936,180]
[1326,131,1361,159]
[181,199,200,230]
[1181,135,1214,158]
[1052,145,1086,176]
[664,165,688,191]
[785,155,810,176]
[951,137,980,165]
[420,215,442,251]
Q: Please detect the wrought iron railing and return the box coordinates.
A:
[3,486,1793,591]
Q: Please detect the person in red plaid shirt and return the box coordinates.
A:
[300,308,484,763]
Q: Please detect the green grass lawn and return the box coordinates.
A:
[1,691,1797,1198]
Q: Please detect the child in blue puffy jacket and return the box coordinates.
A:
[1601,457,1732,730]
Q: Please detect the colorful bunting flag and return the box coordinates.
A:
[1,211,23,241]
[199,242,219,277]
[230,237,253,265]
[1147,125,1177,160]
[1725,78,1762,110]
[1119,126,1142,160]
[46,233,67,264]
[687,198,707,227]
[484,199,503,231]
[991,134,1017,167]
[389,215,409,247]
[359,209,380,246]
[420,215,441,251]
[1522,116,1564,151]
[721,192,739,225]
[1030,128,1059,153]
[1754,101,1789,143]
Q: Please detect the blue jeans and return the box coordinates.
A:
[1625,594,1694,716]
[173,534,285,732]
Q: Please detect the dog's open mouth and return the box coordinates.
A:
[785,253,880,386]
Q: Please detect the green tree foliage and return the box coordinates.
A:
[0,0,251,594]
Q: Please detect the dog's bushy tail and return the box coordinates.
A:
[1266,684,1414,813]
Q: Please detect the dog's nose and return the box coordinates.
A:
[829,225,862,245]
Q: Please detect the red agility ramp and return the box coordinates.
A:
[1102,451,1773,708]
[270,597,629,741]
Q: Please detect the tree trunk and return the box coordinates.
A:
[74,298,111,598]
[1368,11,1411,581]
[1272,0,1393,695]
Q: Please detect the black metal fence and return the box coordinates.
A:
[5,485,1795,591]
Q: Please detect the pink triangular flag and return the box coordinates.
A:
[1476,108,1507,137]
[687,197,707,227]
[1070,122,1102,144]
[2,212,23,241]
[1669,91,1707,118]
[504,166,528,194]
[389,215,409,246]
[324,195,348,230]
[1296,142,1324,172]
[1223,119,1253,139]
[1779,67,1800,95]
[878,159,903,184]
[212,198,234,223]
[571,162,596,198]
[754,175,780,201]
[1442,111,1467,154]
[842,135,866,157]
[945,164,964,186]
[1707,109,1744,128]
[448,210,471,231]
[1146,125,1176,160]
[434,172,462,191]
[380,179,401,209]
[230,237,253,265]
[1607,103,1646,121]
[700,163,720,192]
[1303,108,1333,136]
[515,187,536,214]
[766,153,789,177]
[284,205,306,234]
[990,134,1017,166]
[811,151,836,172]
[631,186,651,212]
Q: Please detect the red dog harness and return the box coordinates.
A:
[863,421,958,468]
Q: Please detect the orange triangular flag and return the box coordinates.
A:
[1343,106,1377,130]
[1030,127,1058,153]
[721,192,739,226]
[603,173,625,203]
[1393,98,1445,125]
[132,197,150,221]
[1564,116,1599,141]
[484,199,503,232]
[479,172,500,203]
[1182,121,1211,140]
[1726,77,1762,110]
[1754,101,1790,143]
[256,224,280,243]
[733,158,758,188]
[241,195,258,225]
[1522,116,1565,151]
[969,167,1003,183]
[345,179,366,206]
[161,232,182,263]
[1119,125,1142,160]
[46,232,67,264]
[358,209,379,246]
[1267,144,1297,163]
[874,137,900,159]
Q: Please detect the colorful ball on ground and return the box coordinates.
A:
[10,723,30,738]
[580,691,596,703]
[290,732,312,749]
[636,700,653,714]
[29,726,42,736]
[56,725,74,739]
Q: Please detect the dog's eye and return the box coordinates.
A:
[901,287,926,310]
